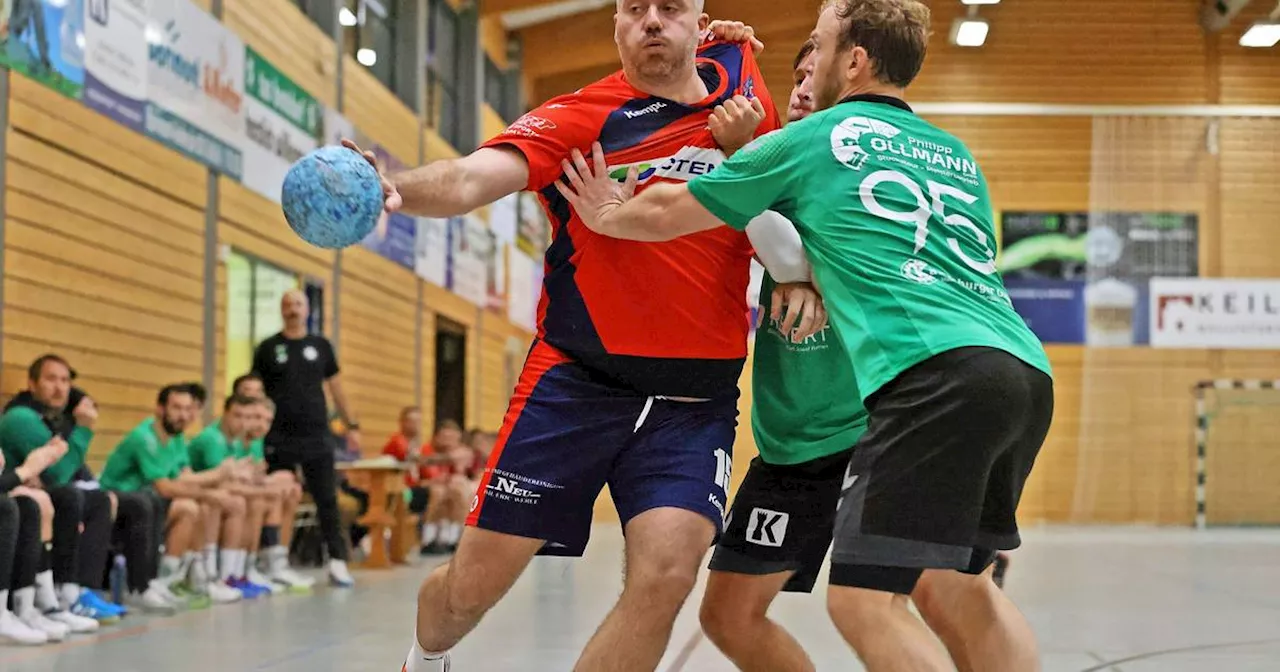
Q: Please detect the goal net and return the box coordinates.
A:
[1195,380,1280,529]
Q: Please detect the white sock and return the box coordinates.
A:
[34,570,58,610]
[219,549,239,581]
[58,583,81,611]
[445,522,462,544]
[246,552,259,575]
[0,589,7,611]
[185,551,207,588]
[405,636,449,672]
[421,523,438,544]
[204,544,218,578]
[159,555,183,582]
[267,545,289,574]
[13,586,37,616]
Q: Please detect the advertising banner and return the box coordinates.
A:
[240,48,319,203]
[145,0,244,177]
[448,216,489,307]
[1150,279,1280,350]
[0,0,85,99]
[84,0,147,130]
[415,216,448,287]
[507,249,539,332]
[516,192,549,257]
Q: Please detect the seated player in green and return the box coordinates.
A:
[188,395,309,593]
[99,384,243,607]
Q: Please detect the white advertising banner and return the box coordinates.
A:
[415,217,448,288]
[84,0,149,132]
[1150,278,1280,349]
[450,216,489,307]
[145,0,245,177]
[507,249,540,332]
[241,48,320,203]
[322,106,356,148]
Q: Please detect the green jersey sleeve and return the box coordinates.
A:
[247,438,265,463]
[187,428,227,473]
[0,407,52,468]
[688,124,809,231]
[132,430,178,485]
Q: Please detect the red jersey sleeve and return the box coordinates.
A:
[382,435,408,461]
[480,92,604,193]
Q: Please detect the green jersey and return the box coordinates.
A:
[690,97,1051,400]
[751,272,867,465]
[245,438,265,463]
[0,406,92,487]
[100,419,189,492]
[187,421,243,472]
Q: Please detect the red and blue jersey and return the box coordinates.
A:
[481,41,782,399]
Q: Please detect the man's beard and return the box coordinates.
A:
[162,417,185,436]
[630,41,694,84]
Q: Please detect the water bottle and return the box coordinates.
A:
[109,554,127,606]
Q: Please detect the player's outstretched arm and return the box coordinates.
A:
[746,211,810,283]
[343,140,529,218]
[556,144,724,242]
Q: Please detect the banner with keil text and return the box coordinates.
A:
[241,48,319,203]
[0,0,86,99]
[84,0,147,130]
[145,0,244,178]
[1150,279,1280,350]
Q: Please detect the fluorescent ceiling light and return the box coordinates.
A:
[357,48,377,66]
[951,18,990,47]
[1239,20,1280,47]
[961,0,1000,4]
[339,7,358,27]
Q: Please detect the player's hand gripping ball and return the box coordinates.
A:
[282,146,384,249]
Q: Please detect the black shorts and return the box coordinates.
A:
[709,449,853,593]
[830,346,1053,595]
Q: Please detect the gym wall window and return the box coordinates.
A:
[292,0,336,33]
[342,0,397,91]
[426,0,463,150]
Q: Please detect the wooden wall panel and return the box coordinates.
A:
[342,56,421,166]
[338,249,418,451]
[1217,1,1280,105]
[420,302,438,432]
[3,75,206,465]
[1218,118,1280,277]
[481,16,510,70]
[481,104,508,143]
[224,0,339,107]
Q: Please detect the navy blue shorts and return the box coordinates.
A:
[466,340,738,557]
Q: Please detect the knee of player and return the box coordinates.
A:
[224,494,248,516]
[20,488,55,522]
[172,498,201,519]
[435,562,496,621]
[625,557,700,606]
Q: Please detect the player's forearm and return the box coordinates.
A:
[746,211,810,283]
[179,469,224,487]
[391,160,476,217]
[597,184,720,242]
[154,479,210,501]
[391,147,529,217]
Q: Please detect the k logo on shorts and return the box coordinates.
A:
[746,507,789,548]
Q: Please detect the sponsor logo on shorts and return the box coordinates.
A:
[747,507,789,547]
[708,492,725,520]
[469,495,479,513]
[481,469,564,507]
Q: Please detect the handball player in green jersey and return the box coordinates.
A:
[555,2,1053,670]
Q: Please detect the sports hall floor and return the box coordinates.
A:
[3,527,1279,671]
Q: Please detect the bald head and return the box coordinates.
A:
[280,289,310,332]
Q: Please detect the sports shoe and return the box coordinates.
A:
[230,577,270,600]
[270,566,314,593]
[206,581,242,605]
[44,609,99,634]
[246,568,283,595]
[169,583,211,610]
[329,559,355,588]
[0,609,47,645]
[128,587,178,615]
[75,590,126,621]
[17,607,70,642]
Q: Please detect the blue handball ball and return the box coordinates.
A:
[281,146,385,249]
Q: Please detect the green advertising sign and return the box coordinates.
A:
[244,49,320,138]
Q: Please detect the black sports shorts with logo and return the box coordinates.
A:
[830,346,1054,595]
[709,448,854,593]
